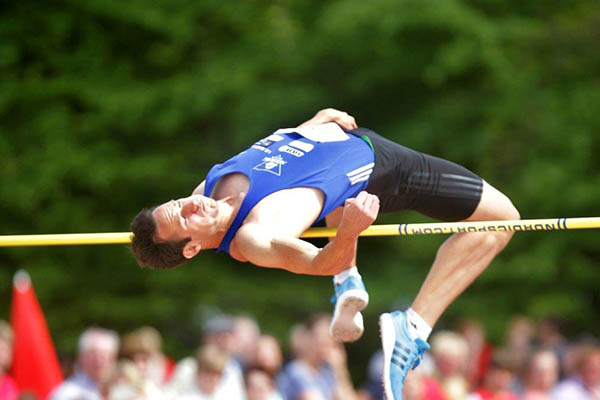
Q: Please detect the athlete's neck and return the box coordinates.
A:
[201,193,245,250]
[216,194,244,229]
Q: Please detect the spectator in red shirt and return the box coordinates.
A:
[404,369,447,400]
[468,351,518,400]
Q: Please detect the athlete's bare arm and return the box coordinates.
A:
[232,192,379,276]
[297,108,358,131]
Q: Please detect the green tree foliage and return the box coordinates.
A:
[1,0,599,379]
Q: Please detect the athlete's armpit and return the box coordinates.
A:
[192,180,206,196]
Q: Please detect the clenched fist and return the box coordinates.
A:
[339,191,380,238]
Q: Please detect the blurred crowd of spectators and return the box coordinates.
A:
[1,314,599,399]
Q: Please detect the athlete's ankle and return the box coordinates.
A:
[406,308,432,341]
[334,266,361,285]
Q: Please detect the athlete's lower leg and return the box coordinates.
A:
[326,207,369,342]
[326,207,359,277]
[410,181,520,328]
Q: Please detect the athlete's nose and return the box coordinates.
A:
[181,200,198,217]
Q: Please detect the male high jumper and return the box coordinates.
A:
[131,108,519,399]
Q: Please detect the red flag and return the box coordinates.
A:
[10,270,63,399]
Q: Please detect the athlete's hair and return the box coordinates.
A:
[130,207,191,269]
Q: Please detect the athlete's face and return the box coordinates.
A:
[152,194,219,243]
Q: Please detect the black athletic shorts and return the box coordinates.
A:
[350,127,483,221]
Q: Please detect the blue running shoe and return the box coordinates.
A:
[329,276,369,342]
[379,311,430,400]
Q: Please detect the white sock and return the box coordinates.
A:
[406,308,432,341]
[334,266,361,285]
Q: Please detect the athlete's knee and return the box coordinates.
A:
[473,181,521,222]
[489,188,520,222]
[501,199,520,222]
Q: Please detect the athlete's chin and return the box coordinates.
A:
[189,224,218,238]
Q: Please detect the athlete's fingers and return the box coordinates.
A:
[368,196,380,217]
[332,111,357,131]
[364,192,378,208]
[354,191,369,206]
[344,198,360,213]
[364,194,379,217]
[362,193,372,208]
[366,193,377,208]
[352,197,366,212]
[358,191,375,203]
[348,116,357,130]
[337,119,352,131]
[344,192,369,220]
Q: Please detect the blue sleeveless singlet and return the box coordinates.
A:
[204,128,375,254]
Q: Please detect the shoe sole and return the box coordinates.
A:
[379,313,396,400]
[329,289,369,342]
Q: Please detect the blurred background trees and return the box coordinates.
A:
[1,0,599,379]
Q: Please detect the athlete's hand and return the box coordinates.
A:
[297,108,358,131]
[338,191,380,238]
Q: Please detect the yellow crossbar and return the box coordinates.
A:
[1,217,599,247]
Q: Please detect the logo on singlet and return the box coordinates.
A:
[253,155,287,176]
[347,162,374,185]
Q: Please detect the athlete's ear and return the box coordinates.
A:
[183,241,202,259]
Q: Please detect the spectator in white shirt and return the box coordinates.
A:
[178,344,232,400]
[50,327,119,400]
[168,314,246,399]
[551,346,600,400]
[520,350,559,400]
